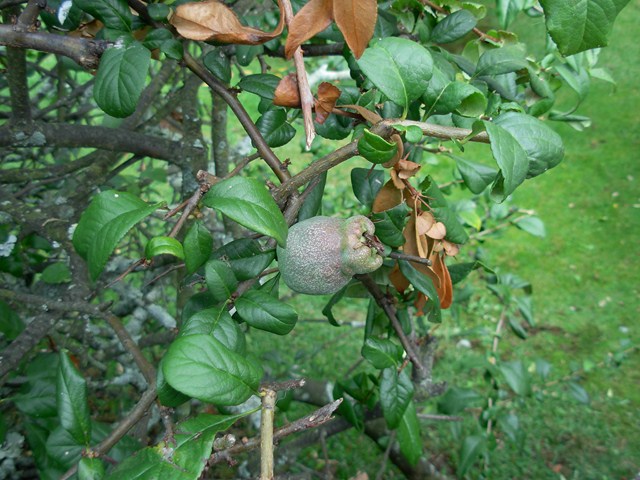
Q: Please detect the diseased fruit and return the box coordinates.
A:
[277,215,383,295]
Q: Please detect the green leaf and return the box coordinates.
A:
[87,200,162,281]
[73,191,143,259]
[75,0,132,31]
[499,360,531,396]
[235,290,298,335]
[163,334,262,406]
[394,124,423,143]
[161,39,183,60]
[205,259,238,304]
[496,0,525,28]
[237,74,280,99]
[397,402,421,466]
[57,351,91,445]
[41,262,72,284]
[371,203,409,247]
[142,28,172,50]
[540,0,631,56]
[448,261,491,285]
[399,260,441,323]
[452,156,497,194]
[437,387,483,415]
[514,295,534,326]
[358,37,433,109]
[145,236,184,260]
[475,45,527,77]
[431,9,477,44]
[183,221,213,274]
[357,129,398,164]
[298,172,327,222]
[203,176,288,247]
[380,367,414,429]
[362,338,403,369]
[494,111,564,177]
[419,177,469,244]
[457,435,487,477]
[212,238,275,281]
[94,43,151,118]
[146,3,170,21]
[513,216,546,237]
[568,381,590,405]
[204,50,231,84]
[235,44,263,66]
[180,306,246,354]
[508,315,528,339]
[156,358,191,408]
[322,287,347,327]
[351,167,385,209]
[256,108,296,148]
[0,300,24,340]
[431,82,487,117]
[483,120,529,201]
[78,457,105,480]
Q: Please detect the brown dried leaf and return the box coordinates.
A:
[442,240,460,257]
[171,0,284,43]
[315,82,341,124]
[333,0,377,58]
[414,293,427,315]
[395,158,421,179]
[339,104,382,124]
[432,253,453,309]
[382,133,404,168]
[402,213,441,288]
[284,0,333,58]
[372,179,404,213]
[389,263,410,293]
[426,221,447,240]
[273,73,301,108]
[389,169,405,190]
[415,211,436,236]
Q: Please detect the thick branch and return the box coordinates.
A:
[2,12,31,122]
[0,25,109,69]
[0,122,203,171]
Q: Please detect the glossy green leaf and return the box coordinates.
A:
[540,0,630,55]
[496,0,525,28]
[205,259,238,303]
[235,44,263,66]
[235,289,298,335]
[146,3,170,21]
[358,129,398,164]
[94,43,151,118]
[453,156,497,194]
[322,287,347,327]
[475,45,527,77]
[211,238,275,281]
[483,120,529,201]
[75,0,132,31]
[256,108,296,147]
[0,300,24,340]
[203,176,288,247]
[399,260,441,323]
[397,401,421,466]
[457,435,487,477]
[358,37,433,109]
[437,387,482,415]
[183,221,213,274]
[14,378,57,417]
[431,82,487,117]
[298,172,327,222]
[57,351,91,445]
[508,315,528,339]
[499,359,531,396]
[78,457,105,480]
[514,295,534,326]
[41,262,72,284]
[87,200,162,281]
[513,216,546,237]
[380,367,414,429]
[161,39,183,60]
[156,358,191,408]
[361,338,403,369]
[351,167,385,209]
[394,124,423,143]
[142,28,172,50]
[371,203,409,247]
[237,74,280,99]
[495,111,564,177]
[145,236,184,260]
[431,9,477,44]
[163,334,262,406]
[45,425,83,469]
[204,50,231,84]
[180,305,246,354]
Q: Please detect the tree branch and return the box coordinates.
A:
[0,25,110,69]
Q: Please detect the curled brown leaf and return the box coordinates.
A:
[333,0,377,58]
[284,0,333,58]
[274,73,301,108]
[315,82,341,124]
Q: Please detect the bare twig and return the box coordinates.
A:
[375,430,396,480]
[260,389,277,479]
[168,183,211,238]
[417,413,464,422]
[281,0,316,149]
[261,378,306,392]
[389,251,433,267]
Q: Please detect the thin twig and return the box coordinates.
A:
[260,389,277,479]
[389,251,433,267]
[169,183,211,238]
[417,413,464,422]
[375,430,396,480]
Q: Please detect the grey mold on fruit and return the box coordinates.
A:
[277,215,383,295]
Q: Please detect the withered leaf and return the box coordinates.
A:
[284,0,333,58]
[382,133,404,168]
[389,263,410,293]
[315,82,341,124]
[333,0,377,59]
[372,179,404,213]
[273,73,301,108]
[171,0,284,44]
[389,169,405,190]
[402,213,440,288]
[426,221,447,240]
[442,240,459,257]
[340,104,382,124]
[395,158,421,179]
[432,253,453,309]
[416,211,436,236]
